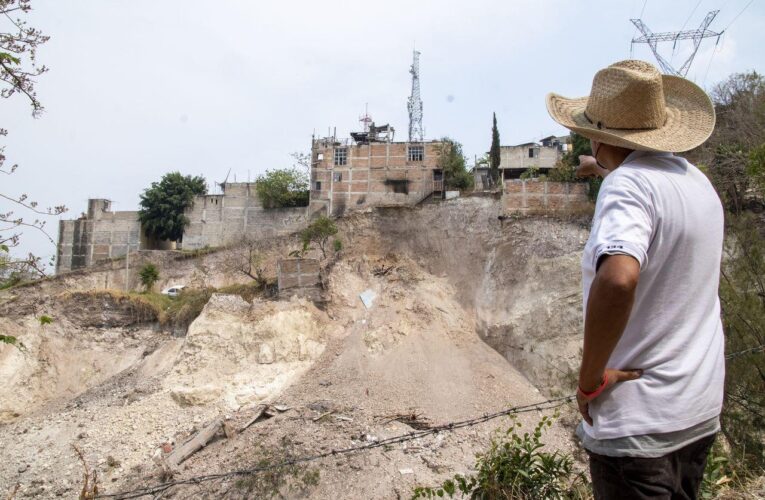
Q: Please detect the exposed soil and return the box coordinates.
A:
[0,198,590,499]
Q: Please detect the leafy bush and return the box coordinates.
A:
[255,168,309,209]
[519,165,540,180]
[333,238,342,252]
[718,215,765,473]
[413,415,588,500]
[436,138,475,191]
[547,161,577,183]
[138,263,160,292]
[233,437,319,498]
[164,287,214,330]
[300,216,338,258]
[700,441,732,499]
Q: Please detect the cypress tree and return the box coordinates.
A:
[489,113,501,186]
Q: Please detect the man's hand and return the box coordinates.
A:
[577,368,643,425]
[576,155,607,178]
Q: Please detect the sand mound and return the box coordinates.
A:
[166,293,328,409]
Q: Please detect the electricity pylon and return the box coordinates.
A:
[631,10,723,77]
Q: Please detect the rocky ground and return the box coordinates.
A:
[0,198,590,499]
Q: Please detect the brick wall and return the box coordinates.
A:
[310,139,444,217]
[503,180,592,215]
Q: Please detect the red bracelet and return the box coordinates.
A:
[578,372,609,401]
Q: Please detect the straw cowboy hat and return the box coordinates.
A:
[546,60,715,152]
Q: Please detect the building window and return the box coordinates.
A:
[317,153,324,161]
[334,148,347,166]
[333,172,342,182]
[315,181,321,191]
[528,148,535,158]
[408,145,424,162]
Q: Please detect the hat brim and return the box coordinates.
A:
[546,75,715,152]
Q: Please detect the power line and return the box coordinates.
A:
[98,396,574,499]
[102,344,765,498]
[723,0,755,31]
[97,344,764,499]
[680,0,704,32]
[725,343,765,360]
[630,0,649,57]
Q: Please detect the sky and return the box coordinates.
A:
[2,0,763,267]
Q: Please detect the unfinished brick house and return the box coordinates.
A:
[308,124,446,217]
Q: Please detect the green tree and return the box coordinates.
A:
[693,71,765,213]
[560,132,601,201]
[255,168,309,209]
[299,216,337,258]
[138,263,160,292]
[138,172,206,242]
[679,71,765,482]
[489,112,501,186]
[436,138,474,191]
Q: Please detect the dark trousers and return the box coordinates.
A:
[587,433,716,500]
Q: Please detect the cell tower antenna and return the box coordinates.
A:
[407,50,424,142]
[630,10,723,77]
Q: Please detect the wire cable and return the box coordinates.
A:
[96,343,765,499]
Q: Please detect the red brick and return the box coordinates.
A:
[505,181,524,194]
[504,195,524,210]
[350,181,368,192]
[524,180,546,193]
[526,195,545,209]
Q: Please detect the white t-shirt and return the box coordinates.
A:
[581,150,725,440]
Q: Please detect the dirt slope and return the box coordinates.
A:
[0,198,589,498]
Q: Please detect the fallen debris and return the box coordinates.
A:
[167,418,223,469]
[239,405,268,433]
[359,289,377,309]
[373,265,395,277]
[377,411,432,430]
[312,410,335,422]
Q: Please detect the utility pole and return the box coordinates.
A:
[630,11,723,77]
[124,246,130,292]
[407,50,424,142]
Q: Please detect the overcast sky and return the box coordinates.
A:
[3,0,763,266]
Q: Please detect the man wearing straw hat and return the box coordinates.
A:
[546,60,724,499]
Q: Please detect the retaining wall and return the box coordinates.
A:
[503,180,592,215]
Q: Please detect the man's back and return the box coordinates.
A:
[581,150,725,439]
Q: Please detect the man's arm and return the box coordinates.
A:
[576,155,610,179]
[577,254,643,424]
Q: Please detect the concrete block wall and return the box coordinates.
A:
[57,184,309,273]
[57,199,142,273]
[181,182,308,250]
[503,180,592,215]
[277,258,322,300]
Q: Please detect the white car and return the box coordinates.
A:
[161,285,185,298]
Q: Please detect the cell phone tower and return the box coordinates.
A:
[630,10,723,78]
[407,50,424,142]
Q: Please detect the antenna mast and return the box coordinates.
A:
[407,50,424,142]
[630,10,723,77]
